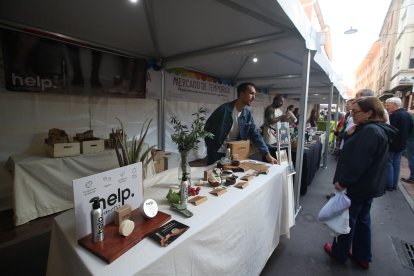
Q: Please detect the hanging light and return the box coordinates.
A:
[252,57,258,63]
[344,27,358,34]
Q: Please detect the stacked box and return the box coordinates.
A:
[228,140,250,161]
[46,142,81,158]
[81,140,105,154]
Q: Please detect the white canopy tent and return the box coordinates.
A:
[0,0,344,213]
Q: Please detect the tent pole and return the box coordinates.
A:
[158,68,166,150]
[294,49,311,214]
[322,83,334,168]
[333,90,340,150]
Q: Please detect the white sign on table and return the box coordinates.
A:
[73,163,143,239]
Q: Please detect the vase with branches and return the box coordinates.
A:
[170,107,213,181]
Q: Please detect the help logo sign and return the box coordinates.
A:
[73,163,143,239]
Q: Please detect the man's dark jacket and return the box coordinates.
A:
[204,100,269,162]
[334,122,396,198]
[389,108,413,152]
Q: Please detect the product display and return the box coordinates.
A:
[207,175,221,187]
[78,210,171,264]
[187,186,201,196]
[166,189,181,204]
[210,187,227,196]
[180,174,189,207]
[140,199,159,219]
[114,204,132,225]
[234,181,250,189]
[170,203,193,218]
[89,197,104,243]
[119,219,135,237]
[45,128,70,145]
[149,220,190,247]
[188,196,208,206]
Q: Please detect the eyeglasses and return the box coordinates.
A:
[351,109,364,115]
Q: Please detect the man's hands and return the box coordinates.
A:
[280,114,290,122]
[265,153,278,165]
[334,182,345,191]
[273,114,289,123]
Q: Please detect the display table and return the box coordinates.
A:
[292,140,322,195]
[4,150,120,225]
[46,162,294,276]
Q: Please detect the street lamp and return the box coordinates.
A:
[344,27,358,34]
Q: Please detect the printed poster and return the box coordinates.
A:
[73,163,143,239]
[165,73,234,104]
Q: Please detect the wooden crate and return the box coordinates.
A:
[46,142,80,158]
[81,140,105,154]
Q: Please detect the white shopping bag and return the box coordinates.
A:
[318,189,351,221]
[324,208,351,235]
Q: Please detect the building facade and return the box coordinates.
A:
[389,0,414,108]
[354,40,381,93]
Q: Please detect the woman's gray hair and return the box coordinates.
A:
[386,97,402,107]
[357,89,375,97]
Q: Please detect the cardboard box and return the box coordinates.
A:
[46,142,81,158]
[228,140,250,161]
[81,140,105,154]
[151,150,166,173]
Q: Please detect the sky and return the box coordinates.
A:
[318,0,392,88]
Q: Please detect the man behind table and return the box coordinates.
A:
[204,82,277,165]
[262,95,290,159]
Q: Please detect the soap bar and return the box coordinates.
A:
[241,175,255,181]
[114,204,132,225]
[119,219,134,237]
[209,188,227,196]
[188,195,208,206]
[234,181,250,189]
[140,199,158,219]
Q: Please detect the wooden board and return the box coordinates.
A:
[78,209,171,264]
[239,163,269,174]
[217,162,270,174]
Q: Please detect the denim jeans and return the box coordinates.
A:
[332,195,373,262]
[386,151,403,190]
[406,141,414,180]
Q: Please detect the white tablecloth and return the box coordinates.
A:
[46,162,294,276]
[5,151,119,225]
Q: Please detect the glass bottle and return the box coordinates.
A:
[180,173,189,207]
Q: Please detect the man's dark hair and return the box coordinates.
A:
[237,82,256,97]
[272,94,284,107]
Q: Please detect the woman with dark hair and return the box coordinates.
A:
[307,109,317,127]
[324,96,397,270]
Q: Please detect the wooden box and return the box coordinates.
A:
[81,140,105,154]
[46,142,80,158]
[151,150,166,173]
[228,140,250,161]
